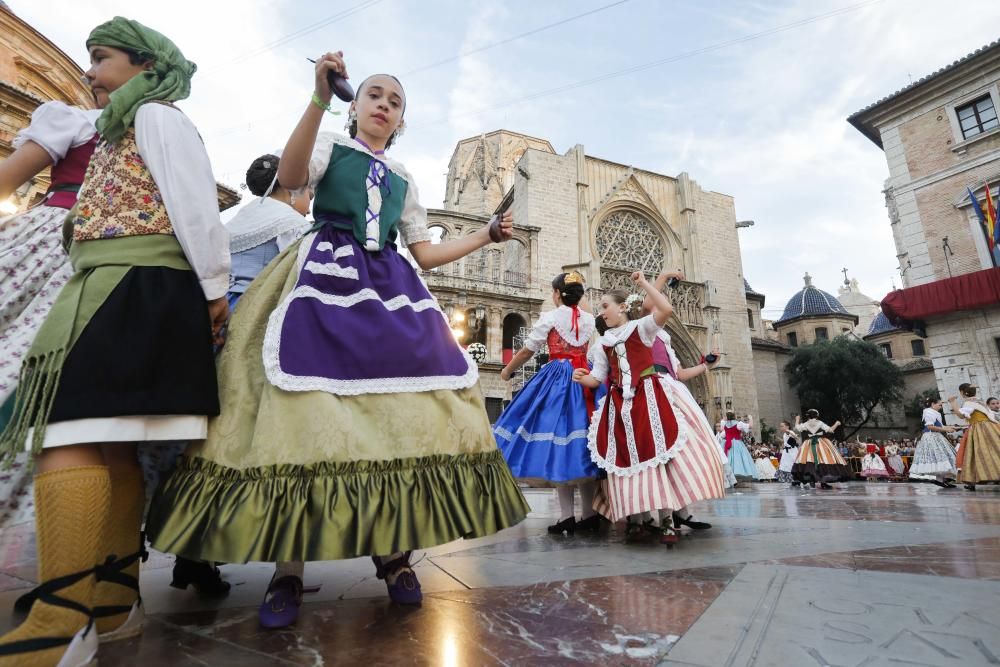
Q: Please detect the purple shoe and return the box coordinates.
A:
[372,552,423,606]
[258,575,303,628]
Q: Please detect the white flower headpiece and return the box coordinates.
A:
[625,294,643,308]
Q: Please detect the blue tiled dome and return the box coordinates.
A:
[776,273,850,323]
[866,311,900,337]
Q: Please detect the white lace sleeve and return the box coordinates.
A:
[636,315,661,346]
[959,404,974,418]
[738,421,751,434]
[922,408,939,426]
[590,345,609,383]
[306,132,338,190]
[395,167,432,247]
[13,102,98,163]
[524,311,553,353]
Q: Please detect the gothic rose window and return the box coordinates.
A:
[595,210,666,290]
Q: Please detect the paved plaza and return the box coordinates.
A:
[2,483,999,665]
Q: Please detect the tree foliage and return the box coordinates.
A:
[784,337,905,440]
[904,388,940,418]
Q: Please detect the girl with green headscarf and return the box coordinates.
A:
[0,17,230,667]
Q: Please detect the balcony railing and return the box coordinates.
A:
[421,270,533,298]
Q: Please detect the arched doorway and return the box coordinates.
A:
[502,313,527,364]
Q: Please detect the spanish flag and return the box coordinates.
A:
[970,186,998,250]
[986,184,999,250]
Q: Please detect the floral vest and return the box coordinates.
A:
[71,125,172,241]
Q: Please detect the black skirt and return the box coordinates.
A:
[48,266,219,423]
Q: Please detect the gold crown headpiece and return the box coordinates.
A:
[563,271,585,286]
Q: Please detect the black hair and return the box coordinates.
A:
[348,74,406,150]
[595,315,608,335]
[726,411,736,421]
[245,154,280,197]
[989,397,999,404]
[923,396,940,408]
[118,46,152,66]
[551,273,585,307]
[959,383,977,398]
[606,289,642,321]
[806,409,820,419]
[779,420,791,428]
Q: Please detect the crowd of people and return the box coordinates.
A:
[0,16,998,667]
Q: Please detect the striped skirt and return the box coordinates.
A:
[594,375,726,522]
[958,421,1000,483]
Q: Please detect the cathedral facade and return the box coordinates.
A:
[421,130,761,427]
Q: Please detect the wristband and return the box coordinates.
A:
[311,92,340,115]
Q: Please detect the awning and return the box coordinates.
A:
[881,267,1000,325]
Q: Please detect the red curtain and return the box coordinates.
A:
[881,268,1000,324]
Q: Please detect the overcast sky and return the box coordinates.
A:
[12,0,1000,318]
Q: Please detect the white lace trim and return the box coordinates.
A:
[586,375,692,477]
[304,261,359,280]
[646,379,668,459]
[549,307,596,347]
[230,218,307,254]
[493,425,590,446]
[621,395,639,467]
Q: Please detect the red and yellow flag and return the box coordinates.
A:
[985,184,998,250]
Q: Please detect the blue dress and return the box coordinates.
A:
[723,420,759,481]
[494,307,599,484]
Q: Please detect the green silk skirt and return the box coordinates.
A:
[145,244,529,562]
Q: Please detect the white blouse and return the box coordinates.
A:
[13,101,101,163]
[922,407,942,427]
[523,306,596,353]
[135,103,231,300]
[797,418,833,435]
[306,132,432,247]
[958,401,998,422]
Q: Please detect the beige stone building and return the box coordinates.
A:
[423,130,760,426]
[0,3,240,212]
[0,2,96,211]
[862,311,938,438]
[849,40,1000,419]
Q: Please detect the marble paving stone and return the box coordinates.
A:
[100,565,741,667]
[663,563,1000,666]
[774,536,1000,580]
[4,484,1000,665]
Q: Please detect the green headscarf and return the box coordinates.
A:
[87,17,197,143]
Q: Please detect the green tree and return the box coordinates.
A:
[904,388,940,418]
[784,337,905,440]
[759,418,778,446]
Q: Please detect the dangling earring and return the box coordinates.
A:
[344,108,357,132]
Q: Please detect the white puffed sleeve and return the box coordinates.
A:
[524,311,554,353]
[394,167,432,247]
[590,345,610,383]
[306,132,338,190]
[636,315,661,346]
[13,102,99,163]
